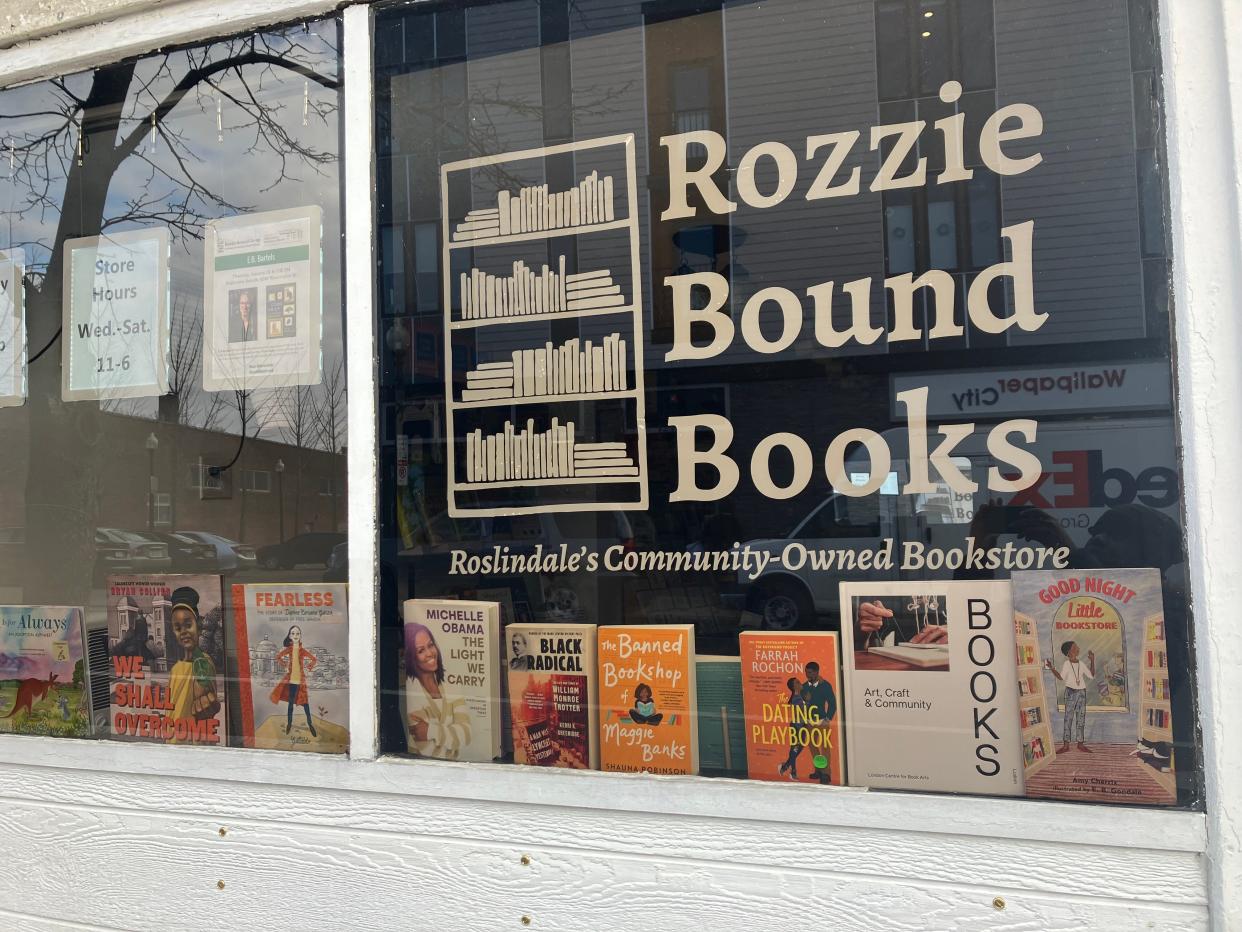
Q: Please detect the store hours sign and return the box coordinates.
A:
[61,228,169,402]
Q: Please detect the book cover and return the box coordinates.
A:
[739,631,843,785]
[106,575,226,746]
[597,624,697,775]
[233,584,349,753]
[839,581,1022,795]
[0,606,90,737]
[695,655,748,778]
[404,599,502,763]
[1011,569,1174,805]
[506,623,598,769]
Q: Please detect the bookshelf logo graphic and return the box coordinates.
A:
[441,134,648,517]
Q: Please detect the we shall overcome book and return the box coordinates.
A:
[1011,569,1174,805]
[839,581,1022,795]
[597,624,697,775]
[739,631,843,785]
[0,606,90,738]
[107,575,226,746]
[233,584,349,753]
[507,623,598,769]
[404,599,502,763]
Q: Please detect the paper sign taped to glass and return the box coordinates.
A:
[61,227,170,402]
[0,248,25,408]
[203,205,323,392]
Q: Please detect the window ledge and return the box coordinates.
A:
[0,734,1206,852]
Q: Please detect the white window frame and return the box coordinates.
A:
[241,468,272,493]
[0,0,1236,923]
[152,492,172,527]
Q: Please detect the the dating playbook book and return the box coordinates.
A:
[0,606,90,738]
[738,631,843,786]
[839,581,1022,795]
[695,655,748,778]
[1011,569,1174,805]
[107,575,226,746]
[506,622,598,769]
[233,584,349,754]
[403,598,502,763]
[597,624,697,775]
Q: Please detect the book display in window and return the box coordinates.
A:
[506,622,598,769]
[441,134,648,516]
[839,582,1023,795]
[233,584,349,754]
[695,655,749,778]
[739,631,843,786]
[106,575,226,746]
[1139,615,1175,797]
[597,624,697,775]
[402,598,502,763]
[0,606,90,737]
[1011,569,1175,805]
[1013,612,1055,779]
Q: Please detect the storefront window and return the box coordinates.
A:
[375,0,1200,807]
[0,20,349,750]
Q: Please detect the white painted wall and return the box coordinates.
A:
[0,0,1237,929]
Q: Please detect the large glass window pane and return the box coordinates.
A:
[0,21,348,751]
[374,0,1199,809]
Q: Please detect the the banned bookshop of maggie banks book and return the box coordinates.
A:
[0,606,90,738]
[506,623,598,769]
[839,581,1022,796]
[107,575,227,746]
[597,624,698,776]
[233,584,350,754]
[1011,569,1174,805]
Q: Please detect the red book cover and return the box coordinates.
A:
[506,623,598,769]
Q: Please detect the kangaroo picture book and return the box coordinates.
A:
[506,622,598,769]
[106,575,226,746]
[1011,568,1174,805]
[739,631,843,786]
[597,624,697,775]
[839,581,1022,795]
[0,606,90,738]
[403,598,502,763]
[233,584,350,754]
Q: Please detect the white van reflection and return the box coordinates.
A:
[741,417,1181,629]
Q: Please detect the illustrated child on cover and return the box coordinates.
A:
[1045,640,1096,754]
[629,683,663,725]
[777,676,805,780]
[167,586,222,742]
[271,625,318,738]
[800,661,836,784]
[405,622,472,759]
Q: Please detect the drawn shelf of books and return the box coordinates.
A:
[1014,611,1056,778]
[441,133,647,516]
[1139,614,1175,796]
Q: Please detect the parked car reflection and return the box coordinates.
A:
[142,531,218,573]
[176,531,258,572]
[95,528,173,579]
[257,532,346,570]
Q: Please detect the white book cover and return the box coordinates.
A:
[403,599,502,763]
[839,580,1023,796]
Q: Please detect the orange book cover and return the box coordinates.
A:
[739,631,842,785]
[597,624,697,775]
